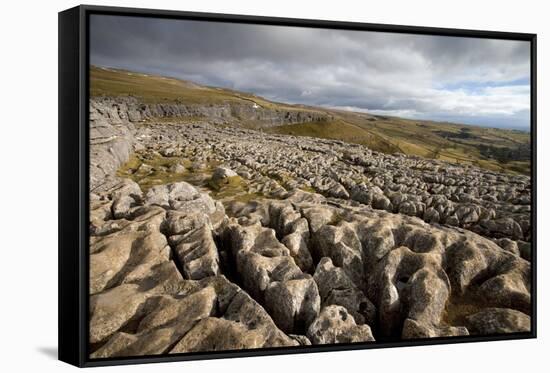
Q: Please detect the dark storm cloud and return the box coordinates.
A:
[90,15,531,129]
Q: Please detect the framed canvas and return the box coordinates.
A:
[58,5,537,367]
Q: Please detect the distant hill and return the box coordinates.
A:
[91,65,531,175]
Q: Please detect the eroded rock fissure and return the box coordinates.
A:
[159,223,187,283]
[213,234,240,284]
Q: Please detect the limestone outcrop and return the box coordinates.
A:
[88,98,532,358]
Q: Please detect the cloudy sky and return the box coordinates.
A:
[90,15,531,130]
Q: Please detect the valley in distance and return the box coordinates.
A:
[88,65,532,358]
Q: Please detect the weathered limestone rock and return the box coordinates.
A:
[90,284,149,344]
[88,97,531,356]
[313,257,376,326]
[144,182,216,213]
[401,268,467,339]
[281,232,313,272]
[89,206,168,294]
[89,260,186,345]
[307,305,375,344]
[466,308,530,334]
[212,166,238,181]
[170,318,266,352]
[313,222,366,290]
[478,262,531,314]
[92,287,217,357]
[371,246,444,337]
[222,290,300,347]
[173,226,220,280]
[264,277,321,334]
[402,319,468,339]
[163,210,211,236]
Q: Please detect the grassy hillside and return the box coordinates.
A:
[265,120,401,154]
[90,65,325,115]
[91,65,531,175]
[337,111,530,174]
[267,111,530,175]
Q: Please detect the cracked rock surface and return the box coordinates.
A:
[89,99,532,357]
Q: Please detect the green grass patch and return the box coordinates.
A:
[265,119,401,154]
[117,154,192,192]
[117,153,262,202]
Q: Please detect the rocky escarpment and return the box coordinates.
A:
[89,100,532,358]
[89,101,135,189]
[94,96,330,127]
[89,97,330,189]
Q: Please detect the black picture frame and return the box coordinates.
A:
[58,4,537,368]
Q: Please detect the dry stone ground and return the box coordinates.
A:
[88,98,532,357]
